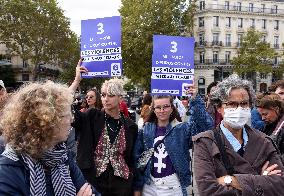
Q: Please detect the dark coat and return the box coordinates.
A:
[270,114,284,163]
[72,108,138,184]
[193,125,284,196]
[0,153,100,195]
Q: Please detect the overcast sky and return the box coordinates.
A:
[57,0,121,36]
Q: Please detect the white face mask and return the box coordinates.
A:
[224,107,251,129]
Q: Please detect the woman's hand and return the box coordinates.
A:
[261,161,282,176]
[185,84,197,99]
[74,58,88,82]
[134,191,141,196]
[77,183,94,196]
[69,59,88,92]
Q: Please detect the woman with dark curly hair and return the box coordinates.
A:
[133,85,211,196]
[0,81,99,196]
[256,92,284,162]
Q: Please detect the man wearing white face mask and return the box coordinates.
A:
[192,74,284,196]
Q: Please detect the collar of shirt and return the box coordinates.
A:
[220,121,248,152]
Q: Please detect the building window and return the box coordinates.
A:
[274,20,279,30]
[199,33,204,45]
[262,35,266,42]
[274,36,279,48]
[213,16,219,27]
[212,0,218,9]
[213,52,219,64]
[22,74,29,81]
[199,17,204,27]
[272,5,278,14]
[238,18,243,28]
[237,34,243,47]
[274,56,279,65]
[249,3,254,12]
[261,4,265,12]
[225,51,231,64]
[200,52,205,63]
[200,1,205,10]
[23,61,28,68]
[226,17,231,27]
[213,33,219,45]
[225,34,231,46]
[236,2,242,11]
[225,1,229,10]
[262,19,266,29]
[250,19,255,28]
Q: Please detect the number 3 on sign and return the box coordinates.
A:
[97,23,104,34]
[170,41,177,53]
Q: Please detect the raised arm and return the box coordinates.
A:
[69,59,88,93]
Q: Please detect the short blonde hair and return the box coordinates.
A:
[0,81,73,158]
[101,78,124,96]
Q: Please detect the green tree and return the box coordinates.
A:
[232,28,277,76]
[0,0,77,81]
[119,0,195,90]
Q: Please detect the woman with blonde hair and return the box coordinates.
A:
[0,81,99,196]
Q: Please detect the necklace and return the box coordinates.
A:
[105,113,122,133]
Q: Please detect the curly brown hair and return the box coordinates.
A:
[256,92,284,114]
[0,81,73,158]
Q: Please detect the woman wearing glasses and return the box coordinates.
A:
[80,88,103,112]
[70,60,138,195]
[256,92,284,163]
[133,86,213,196]
[193,74,284,196]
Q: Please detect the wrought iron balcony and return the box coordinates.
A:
[198,4,284,15]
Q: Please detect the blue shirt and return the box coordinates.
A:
[220,121,248,152]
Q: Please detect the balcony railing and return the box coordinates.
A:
[211,41,223,46]
[195,41,207,47]
[195,59,231,65]
[273,44,280,49]
[198,4,284,15]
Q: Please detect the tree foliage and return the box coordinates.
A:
[231,28,277,75]
[0,0,79,80]
[119,0,196,90]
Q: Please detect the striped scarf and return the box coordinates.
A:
[2,143,76,196]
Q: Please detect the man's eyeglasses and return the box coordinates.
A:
[153,104,172,112]
[223,100,250,109]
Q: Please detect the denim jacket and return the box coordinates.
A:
[133,120,196,195]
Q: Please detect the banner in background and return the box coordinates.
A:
[81,16,122,78]
[151,35,195,96]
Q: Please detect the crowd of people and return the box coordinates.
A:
[0,59,283,196]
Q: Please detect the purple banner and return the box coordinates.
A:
[151,35,195,96]
[81,16,122,78]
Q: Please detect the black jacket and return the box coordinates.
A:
[72,108,138,171]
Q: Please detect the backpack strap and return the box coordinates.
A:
[213,127,235,175]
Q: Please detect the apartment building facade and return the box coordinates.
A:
[193,0,284,95]
[0,41,60,87]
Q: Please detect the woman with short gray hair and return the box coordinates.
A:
[70,60,138,195]
[193,74,284,195]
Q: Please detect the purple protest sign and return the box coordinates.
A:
[81,16,122,78]
[151,35,195,96]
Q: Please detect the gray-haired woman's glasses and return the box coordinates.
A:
[223,100,250,109]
